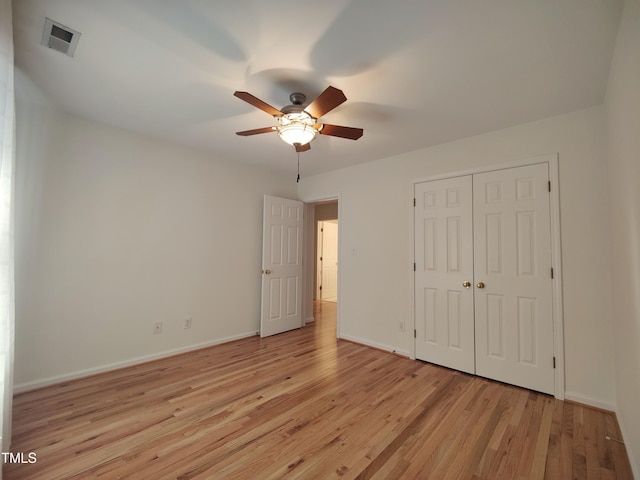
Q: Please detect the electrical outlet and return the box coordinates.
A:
[153,321,162,335]
[184,317,192,329]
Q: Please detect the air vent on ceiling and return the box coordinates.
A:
[41,18,81,57]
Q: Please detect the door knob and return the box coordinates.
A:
[263,269,271,275]
[462,281,471,288]
[476,281,485,289]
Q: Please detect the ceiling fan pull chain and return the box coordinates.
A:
[297,152,301,183]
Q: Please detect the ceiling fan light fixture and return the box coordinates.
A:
[277,123,317,146]
[276,112,317,146]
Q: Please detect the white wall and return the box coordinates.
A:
[14,99,297,390]
[298,106,616,408]
[605,0,640,475]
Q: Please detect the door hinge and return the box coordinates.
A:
[553,356,556,369]
[413,198,416,207]
[548,181,551,192]
[414,329,417,338]
[413,262,416,271]
[551,267,554,279]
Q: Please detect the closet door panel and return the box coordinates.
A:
[473,164,554,395]
[414,176,475,374]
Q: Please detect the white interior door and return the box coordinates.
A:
[473,164,555,394]
[320,221,338,301]
[414,176,476,374]
[261,195,304,337]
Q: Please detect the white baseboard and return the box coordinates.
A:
[14,331,259,394]
[563,391,616,412]
[339,334,410,358]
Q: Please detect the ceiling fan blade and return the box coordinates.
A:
[233,91,282,117]
[318,123,364,140]
[295,143,311,153]
[235,126,276,136]
[304,86,347,119]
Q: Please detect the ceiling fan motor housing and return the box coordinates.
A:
[280,104,310,117]
[289,92,307,106]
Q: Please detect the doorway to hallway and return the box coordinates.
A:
[303,198,339,338]
[317,220,338,302]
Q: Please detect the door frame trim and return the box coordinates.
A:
[412,153,565,399]
[299,192,342,339]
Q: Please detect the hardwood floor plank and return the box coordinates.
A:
[4,301,633,479]
[460,383,510,479]
[529,396,555,479]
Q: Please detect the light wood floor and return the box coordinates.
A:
[6,302,633,479]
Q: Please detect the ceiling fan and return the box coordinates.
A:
[234,86,363,153]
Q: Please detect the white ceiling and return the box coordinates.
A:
[12,0,624,176]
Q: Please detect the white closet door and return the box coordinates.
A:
[473,163,555,395]
[414,176,475,374]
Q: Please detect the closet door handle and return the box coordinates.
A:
[462,281,472,288]
[476,282,485,289]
